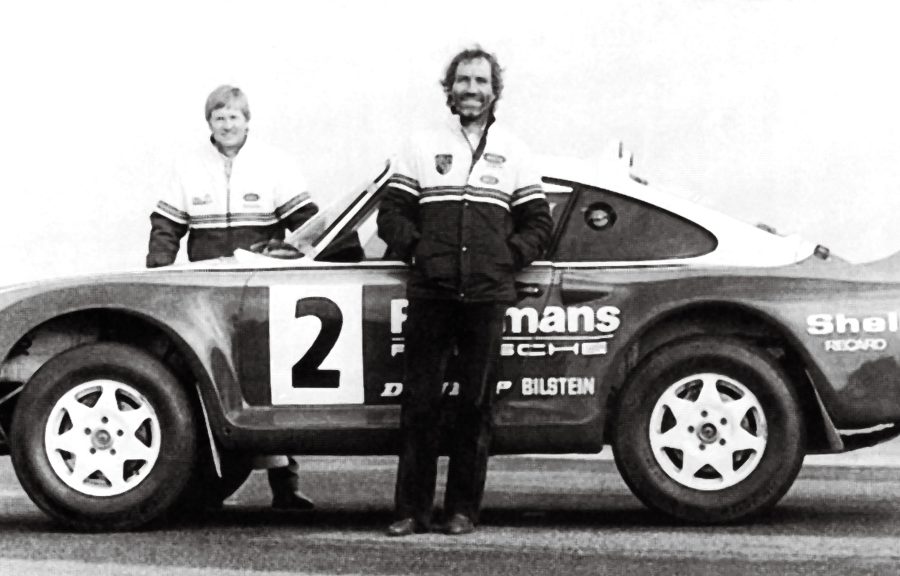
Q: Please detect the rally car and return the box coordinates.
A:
[1,151,899,531]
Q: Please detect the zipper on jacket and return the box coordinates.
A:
[224,156,233,253]
[456,114,494,299]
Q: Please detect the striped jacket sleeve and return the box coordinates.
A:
[146,165,190,267]
[274,154,319,231]
[376,144,422,262]
[146,212,188,267]
[507,144,553,269]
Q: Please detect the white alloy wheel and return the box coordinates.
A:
[649,372,767,491]
[44,379,161,497]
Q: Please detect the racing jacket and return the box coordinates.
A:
[377,115,553,303]
[146,138,318,267]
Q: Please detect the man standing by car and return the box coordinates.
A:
[146,85,318,510]
[377,47,553,536]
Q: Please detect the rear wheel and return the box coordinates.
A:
[612,337,805,523]
[10,343,197,531]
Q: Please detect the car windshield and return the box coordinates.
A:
[284,160,391,254]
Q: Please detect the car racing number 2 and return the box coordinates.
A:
[269,285,364,405]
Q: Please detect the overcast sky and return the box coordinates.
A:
[2,0,899,282]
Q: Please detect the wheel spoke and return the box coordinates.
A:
[94,383,123,416]
[654,425,693,451]
[723,395,755,421]
[679,450,708,480]
[705,449,735,479]
[46,429,86,455]
[56,395,91,428]
[658,388,696,422]
[68,454,98,487]
[731,426,766,453]
[98,458,127,491]
[696,374,725,408]
[120,404,153,435]
[118,434,157,461]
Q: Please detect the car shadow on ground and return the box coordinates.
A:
[0,502,897,537]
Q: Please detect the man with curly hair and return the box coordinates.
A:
[378,47,553,536]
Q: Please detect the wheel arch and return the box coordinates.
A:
[605,301,840,452]
[0,308,224,475]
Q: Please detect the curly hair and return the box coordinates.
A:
[204,85,250,122]
[440,46,504,113]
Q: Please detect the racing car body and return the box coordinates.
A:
[1,155,899,530]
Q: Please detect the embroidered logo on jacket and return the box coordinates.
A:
[192,194,213,205]
[480,175,500,185]
[483,153,506,165]
[243,193,260,202]
[434,154,453,175]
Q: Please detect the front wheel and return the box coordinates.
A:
[10,343,198,531]
[612,337,805,523]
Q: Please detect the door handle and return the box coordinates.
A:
[559,271,617,304]
[515,282,544,299]
[560,285,613,305]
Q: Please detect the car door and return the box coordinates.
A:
[236,182,556,429]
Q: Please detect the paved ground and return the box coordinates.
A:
[0,445,899,575]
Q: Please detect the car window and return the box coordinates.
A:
[550,185,717,262]
[316,188,386,262]
[543,185,572,234]
[317,181,577,263]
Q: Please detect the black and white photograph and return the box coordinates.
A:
[1,1,900,574]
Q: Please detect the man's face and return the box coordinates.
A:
[450,57,496,124]
[208,105,249,152]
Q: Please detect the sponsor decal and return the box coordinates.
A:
[483,153,506,165]
[480,175,500,185]
[243,193,260,202]
[500,341,607,357]
[521,377,596,397]
[503,304,621,334]
[435,154,453,175]
[807,312,896,352]
[824,338,887,352]
[807,312,900,335]
[192,194,213,205]
[380,378,594,398]
[380,381,459,397]
[389,299,620,358]
[365,287,620,405]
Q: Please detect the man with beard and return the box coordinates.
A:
[377,47,553,536]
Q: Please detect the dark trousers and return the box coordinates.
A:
[394,298,507,526]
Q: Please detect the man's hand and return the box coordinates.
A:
[249,239,304,259]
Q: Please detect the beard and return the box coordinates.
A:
[453,95,493,124]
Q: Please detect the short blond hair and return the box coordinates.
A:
[204,85,250,122]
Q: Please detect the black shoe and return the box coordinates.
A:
[386,517,428,537]
[443,513,475,535]
[271,492,315,511]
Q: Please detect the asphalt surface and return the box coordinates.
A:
[0,441,899,576]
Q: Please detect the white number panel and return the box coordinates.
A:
[269,284,364,405]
